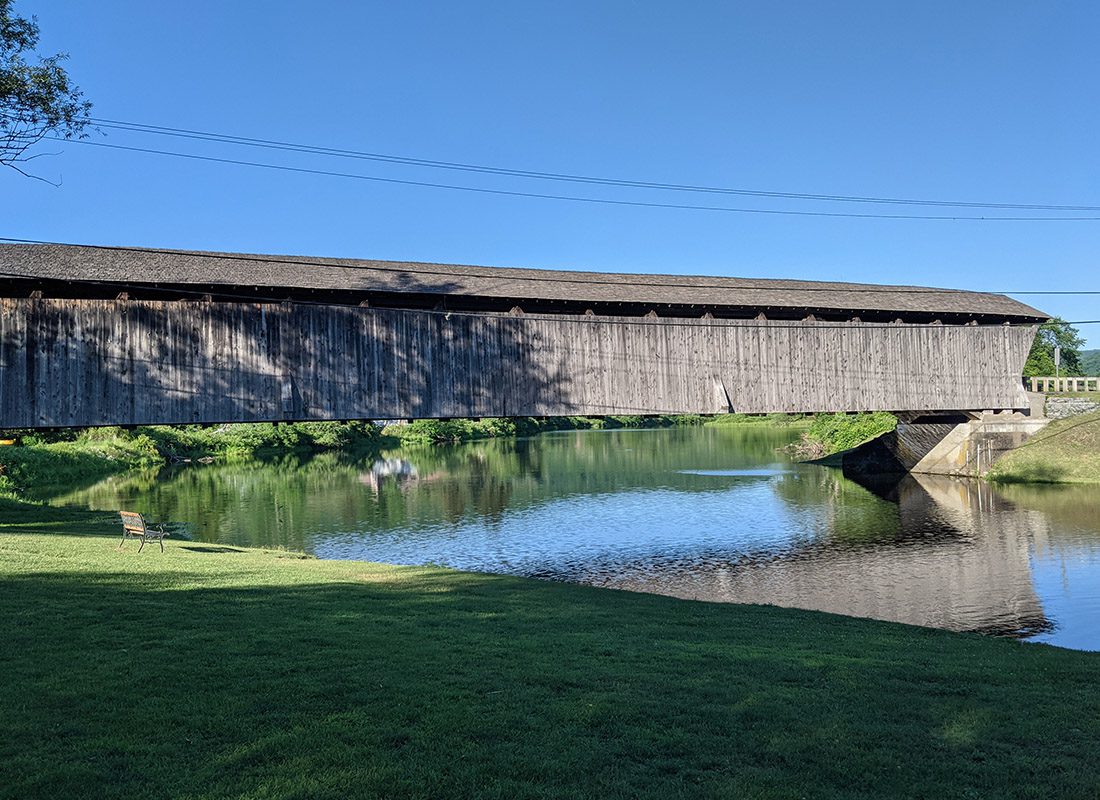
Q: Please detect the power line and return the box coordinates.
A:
[48,137,1100,223]
[72,115,1100,214]
[0,236,1095,299]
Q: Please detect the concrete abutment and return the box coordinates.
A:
[836,414,1050,478]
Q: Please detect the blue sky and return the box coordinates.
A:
[3,2,1097,344]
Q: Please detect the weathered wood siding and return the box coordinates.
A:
[0,299,1036,428]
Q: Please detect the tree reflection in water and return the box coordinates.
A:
[43,425,1100,649]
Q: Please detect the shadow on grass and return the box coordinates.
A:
[1,565,1098,800]
[989,461,1069,484]
[0,497,119,533]
[0,498,199,546]
[178,545,247,554]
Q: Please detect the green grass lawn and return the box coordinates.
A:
[989,410,1100,484]
[2,504,1099,799]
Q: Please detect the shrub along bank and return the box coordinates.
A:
[380,414,712,445]
[1,511,1098,799]
[0,422,384,498]
[787,412,898,459]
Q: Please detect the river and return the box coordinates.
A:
[45,424,1100,650]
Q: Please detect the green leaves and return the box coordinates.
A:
[1,0,92,174]
[802,412,898,456]
[1023,319,1086,378]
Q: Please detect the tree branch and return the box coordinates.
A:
[5,161,62,187]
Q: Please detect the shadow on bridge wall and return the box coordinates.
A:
[2,283,1040,428]
[0,272,564,427]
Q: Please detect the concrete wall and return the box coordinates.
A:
[837,417,1050,478]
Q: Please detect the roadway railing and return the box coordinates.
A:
[1029,376,1100,393]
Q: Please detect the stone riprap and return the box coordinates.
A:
[1045,397,1100,420]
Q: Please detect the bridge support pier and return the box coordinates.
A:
[834,414,1049,478]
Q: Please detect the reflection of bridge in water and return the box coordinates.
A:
[579,473,1052,637]
[358,458,419,493]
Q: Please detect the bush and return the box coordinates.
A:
[78,426,127,442]
[0,428,80,446]
[794,412,897,459]
[0,421,386,496]
[383,417,537,445]
[473,418,517,438]
[705,413,805,426]
[130,434,161,461]
[0,440,147,496]
[295,422,349,449]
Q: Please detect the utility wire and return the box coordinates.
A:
[68,114,1100,213]
[47,137,1100,223]
[0,236,1095,299]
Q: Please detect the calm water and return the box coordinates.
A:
[47,425,1100,650]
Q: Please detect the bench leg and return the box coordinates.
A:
[119,531,127,549]
[138,537,146,553]
[159,537,165,553]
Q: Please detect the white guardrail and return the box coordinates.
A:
[1029,376,1100,393]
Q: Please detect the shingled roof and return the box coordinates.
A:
[0,243,1047,321]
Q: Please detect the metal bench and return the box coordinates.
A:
[118,511,169,553]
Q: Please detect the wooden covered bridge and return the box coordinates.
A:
[0,243,1045,429]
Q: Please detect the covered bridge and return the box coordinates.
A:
[0,243,1046,428]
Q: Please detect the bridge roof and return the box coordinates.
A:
[0,243,1046,321]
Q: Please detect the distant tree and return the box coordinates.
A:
[1,0,91,181]
[1023,318,1085,378]
[1081,349,1100,377]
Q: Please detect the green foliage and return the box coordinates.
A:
[798,412,897,457]
[1,523,1099,798]
[295,421,370,448]
[384,415,706,444]
[131,421,382,459]
[706,413,807,426]
[1023,319,1086,378]
[1081,349,1100,377]
[129,433,160,460]
[217,423,303,454]
[0,436,157,498]
[7,428,79,446]
[510,417,587,436]
[1,0,92,174]
[474,417,518,438]
[0,422,386,498]
[382,418,520,445]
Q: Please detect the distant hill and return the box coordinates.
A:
[1082,349,1100,376]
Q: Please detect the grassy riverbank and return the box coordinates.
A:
[988,410,1100,484]
[1,507,1098,799]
